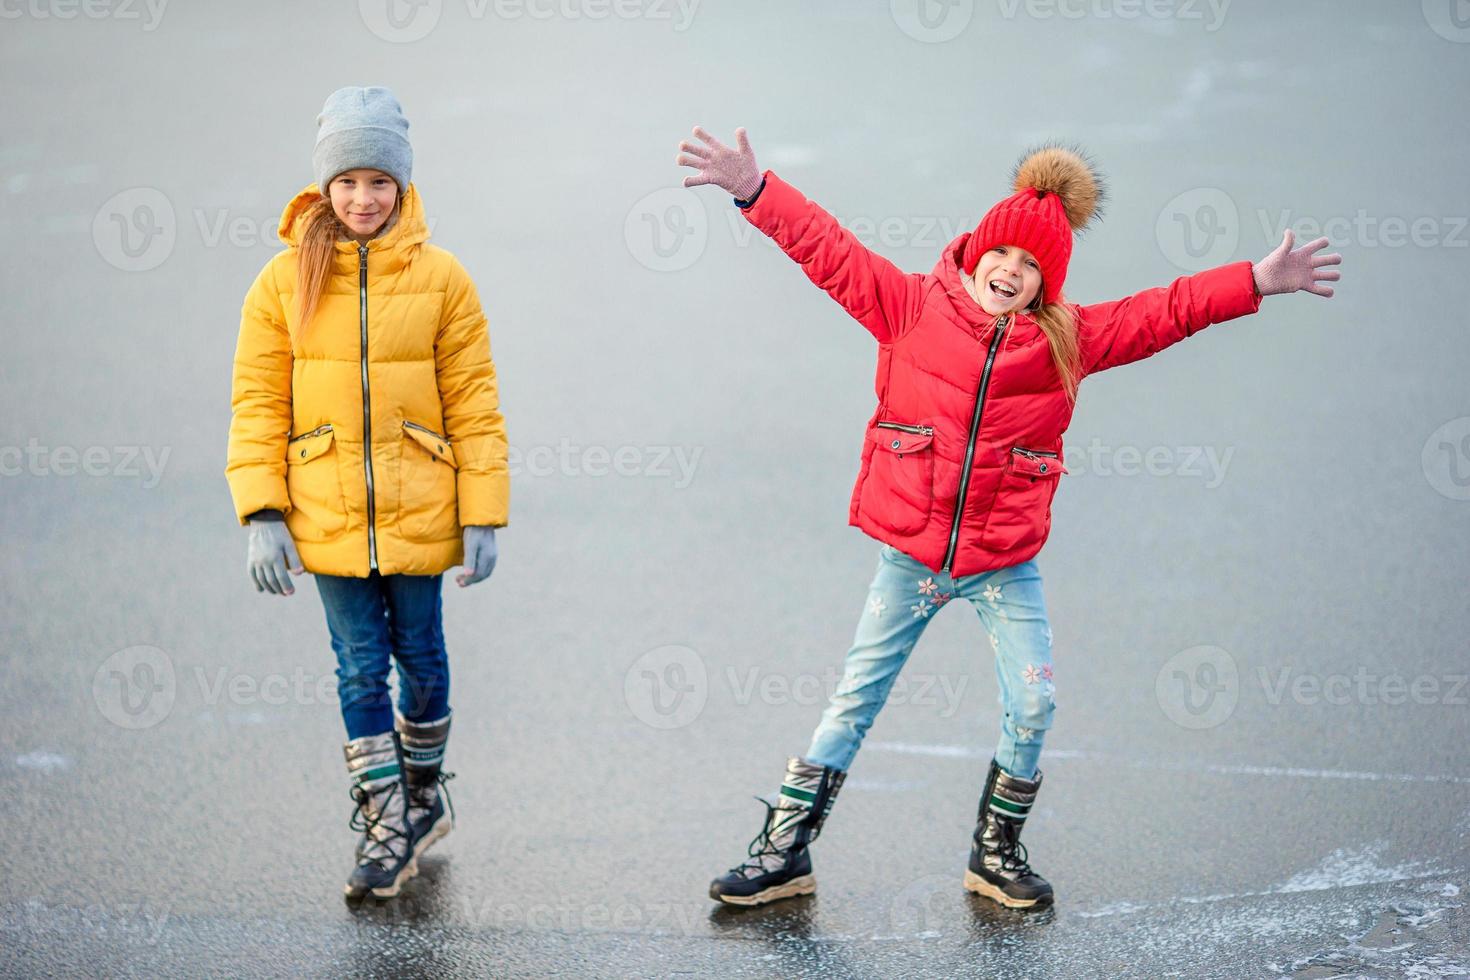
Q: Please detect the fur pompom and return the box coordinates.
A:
[1011,143,1106,232]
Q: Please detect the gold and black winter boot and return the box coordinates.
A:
[395,710,455,856]
[709,756,846,906]
[343,731,417,902]
[963,757,1054,908]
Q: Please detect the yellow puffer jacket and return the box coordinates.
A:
[225,182,508,577]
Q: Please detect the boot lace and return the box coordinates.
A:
[726,796,795,878]
[986,817,1037,877]
[348,782,412,871]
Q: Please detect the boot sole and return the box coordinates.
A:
[343,854,420,901]
[963,868,1052,909]
[414,814,454,859]
[714,874,816,906]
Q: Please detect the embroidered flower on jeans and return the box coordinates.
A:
[1042,664,1053,681]
[868,595,886,618]
[983,584,1003,604]
[988,631,1000,652]
[1016,726,1035,742]
[911,600,933,618]
[1022,664,1042,685]
[933,592,952,607]
[917,577,938,596]
[996,607,1009,622]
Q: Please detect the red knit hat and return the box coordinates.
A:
[961,144,1106,307]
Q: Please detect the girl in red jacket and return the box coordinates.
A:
[677,127,1340,909]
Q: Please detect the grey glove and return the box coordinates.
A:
[247,515,304,596]
[455,525,498,588]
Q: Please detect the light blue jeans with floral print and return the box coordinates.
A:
[805,544,1056,779]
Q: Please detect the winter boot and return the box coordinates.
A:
[395,710,455,855]
[963,757,1054,908]
[709,756,846,906]
[343,731,417,901]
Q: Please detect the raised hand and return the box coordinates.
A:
[1253,229,1342,297]
[676,126,763,201]
[247,518,304,595]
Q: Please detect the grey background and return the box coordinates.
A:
[2,1,1468,976]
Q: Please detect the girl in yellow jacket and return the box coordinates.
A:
[224,86,508,903]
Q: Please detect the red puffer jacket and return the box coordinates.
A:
[739,171,1263,576]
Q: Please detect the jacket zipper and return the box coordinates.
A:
[1012,447,1058,459]
[403,419,450,442]
[942,314,1009,572]
[288,422,334,443]
[358,243,377,572]
[875,420,934,436]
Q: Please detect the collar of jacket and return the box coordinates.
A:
[277,181,431,274]
[933,230,1041,345]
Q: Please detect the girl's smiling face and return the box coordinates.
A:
[327,168,398,242]
[969,243,1043,316]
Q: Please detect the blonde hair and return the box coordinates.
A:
[291,191,401,344]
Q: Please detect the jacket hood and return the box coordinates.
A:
[277,181,431,252]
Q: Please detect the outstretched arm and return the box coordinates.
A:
[676,126,923,345]
[1077,231,1342,376]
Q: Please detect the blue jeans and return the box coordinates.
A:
[805,544,1056,779]
[313,570,450,740]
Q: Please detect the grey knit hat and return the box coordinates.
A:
[312,86,413,193]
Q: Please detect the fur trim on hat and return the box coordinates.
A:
[1011,143,1106,233]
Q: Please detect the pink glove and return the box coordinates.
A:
[677,126,764,201]
[1253,229,1342,297]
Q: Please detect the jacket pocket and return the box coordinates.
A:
[398,419,459,543]
[859,419,937,536]
[284,424,347,540]
[977,446,1067,553]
